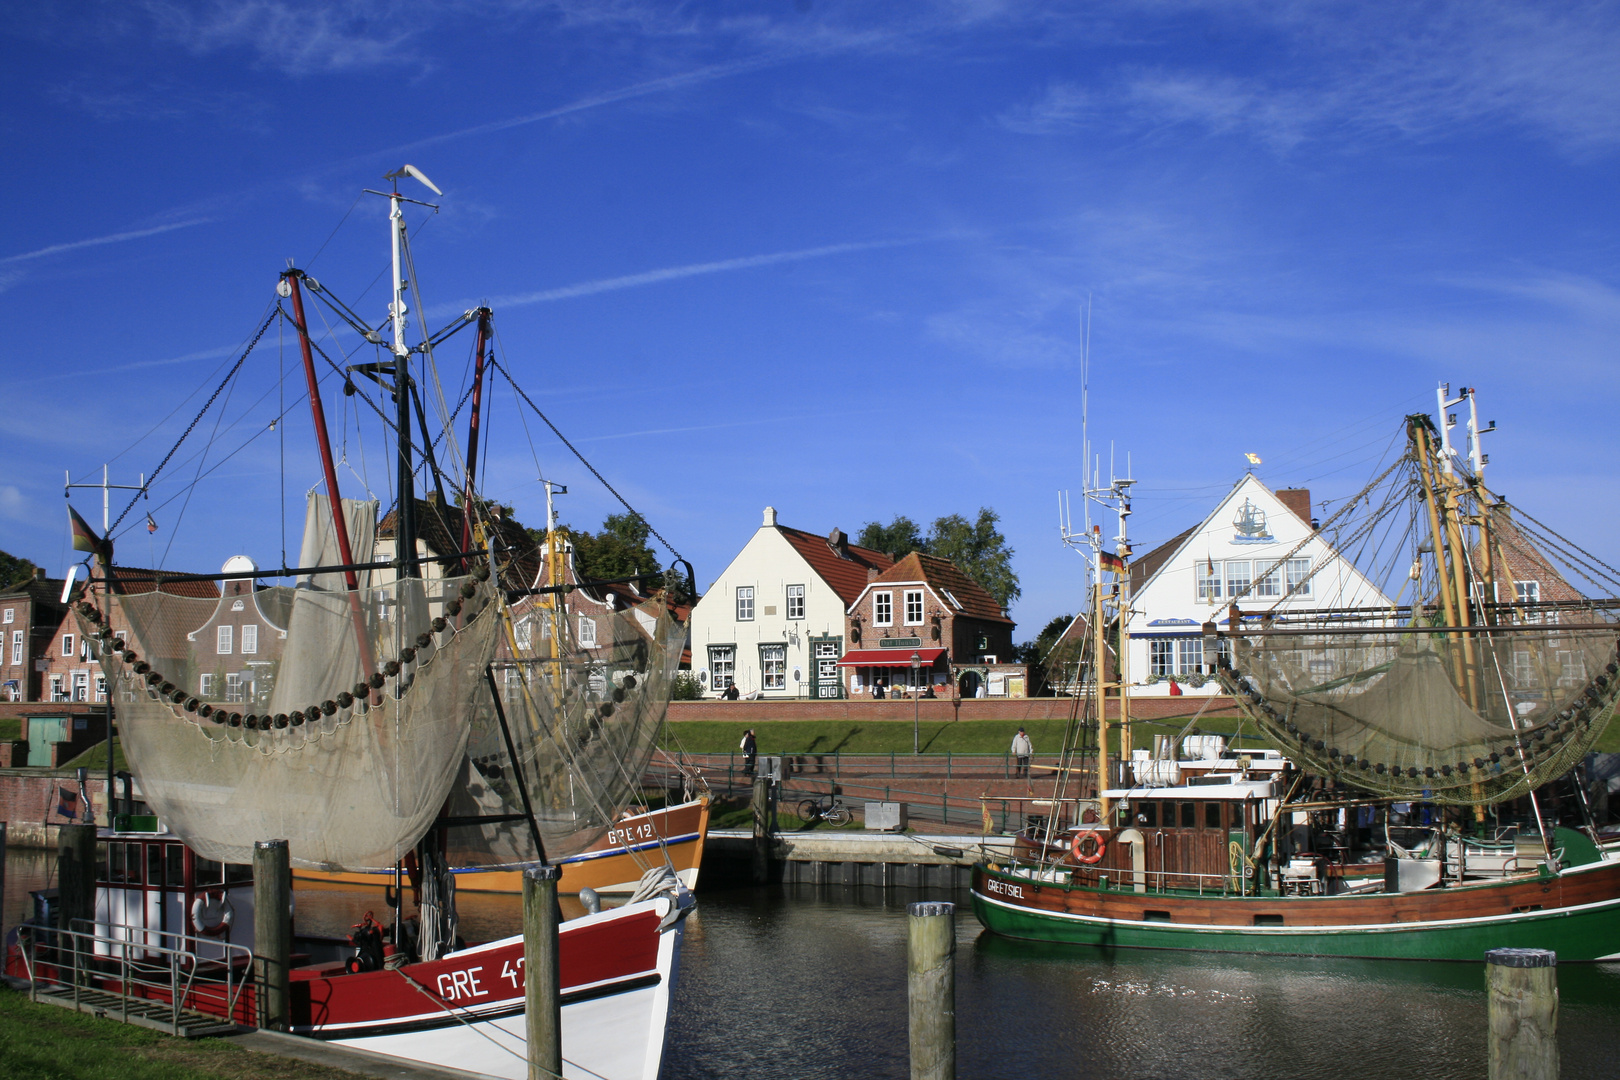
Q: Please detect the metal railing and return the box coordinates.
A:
[17,918,253,1033]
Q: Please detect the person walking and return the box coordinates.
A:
[741,728,757,775]
[1011,727,1033,779]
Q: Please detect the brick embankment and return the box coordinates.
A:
[667,696,1240,723]
[0,769,111,847]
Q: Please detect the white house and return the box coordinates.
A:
[1126,476,1392,696]
[688,507,893,699]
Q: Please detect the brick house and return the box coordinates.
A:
[0,569,70,703]
[842,552,1021,698]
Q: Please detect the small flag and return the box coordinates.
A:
[1244,452,1262,465]
[56,786,79,820]
[68,504,107,557]
[146,514,158,534]
[1206,555,1216,576]
[1099,551,1126,574]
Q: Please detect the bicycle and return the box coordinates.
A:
[797,793,852,827]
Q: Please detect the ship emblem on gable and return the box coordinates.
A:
[1231,499,1274,544]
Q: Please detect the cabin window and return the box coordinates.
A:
[1180,802,1196,828]
[1253,914,1284,926]
[1205,803,1222,829]
[1136,802,1159,828]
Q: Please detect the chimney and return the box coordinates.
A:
[763,506,777,528]
[867,567,880,582]
[1277,489,1312,527]
[35,567,46,581]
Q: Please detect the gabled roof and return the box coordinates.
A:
[865,552,1012,624]
[1482,506,1584,604]
[109,566,222,599]
[1129,527,1196,597]
[776,525,894,605]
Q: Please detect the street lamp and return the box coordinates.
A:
[910,651,922,755]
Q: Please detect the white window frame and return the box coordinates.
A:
[217,625,233,655]
[516,618,533,648]
[1177,638,1204,674]
[71,670,89,702]
[760,644,786,690]
[736,586,755,622]
[578,616,597,648]
[94,674,106,702]
[904,590,924,626]
[873,591,893,627]
[708,646,735,691]
[1285,558,1312,597]
[1149,639,1174,678]
[241,624,258,655]
[225,672,244,703]
[199,673,215,698]
[62,633,74,657]
[786,584,805,620]
[50,674,66,702]
[1224,561,1251,599]
[1195,563,1221,603]
[1253,564,1282,599]
[10,630,21,665]
[2,607,12,624]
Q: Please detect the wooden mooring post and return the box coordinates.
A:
[1486,947,1557,1080]
[57,823,97,932]
[751,771,773,884]
[907,901,956,1080]
[254,839,292,1030]
[524,865,562,1080]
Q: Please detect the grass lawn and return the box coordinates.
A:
[662,715,1275,757]
[0,988,361,1080]
[0,716,19,741]
[59,738,129,773]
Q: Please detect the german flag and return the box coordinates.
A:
[1098,550,1126,574]
[68,504,108,558]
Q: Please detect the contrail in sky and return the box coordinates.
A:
[1,218,212,264]
[461,239,909,312]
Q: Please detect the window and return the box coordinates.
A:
[10,630,21,665]
[874,592,893,626]
[1511,650,1537,688]
[199,673,215,698]
[1516,581,1541,603]
[578,616,597,648]
[1196,562,1221,603]
[1205,803,1222,829]
[225,672,244,703]
[1224,561,1251,599]
[736,586,754,622]
[72,671,88,702]
[786,585,805,620]
[1180,802,1196,828]
[51,674,66,701]
[1149,639,1175,678]
[941,590,963,610]
[504,666,522,703]
[2,608,11,624]
[62,633,74,657]
[1177,638,1204,674]
[217,625,233,655]
[1556,649,1586,689]
[1285,558,1312,597]
[94,675,106,702]
[708,646,735,691]
[515,619,533,648]
[1252,564,1282,598]
[904,590,924,625]
[760,644,786,690]
[241,624,258,655]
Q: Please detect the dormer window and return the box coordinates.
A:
[874,592,893,627]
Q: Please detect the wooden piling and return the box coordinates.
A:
[751,772,773,884]
[253,839,292,1030]
[1,821,8,945]
[1486,947,1557,1080]
[908,901,956,1080]
[57,823,97,933]
[524,865,563,1080]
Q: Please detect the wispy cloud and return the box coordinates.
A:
[11,345,239,389]
[1,219,212,265]
[449,239,911,313]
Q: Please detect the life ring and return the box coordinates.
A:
[191,892,234,937]
[1071,830,1108,864]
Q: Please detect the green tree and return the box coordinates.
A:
[0,550,38,590]
[857,515,925,560]
[549,513,694,606]
[927,507,1020,609]
[1016,614,1081,695]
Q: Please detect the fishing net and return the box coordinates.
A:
[1219,619,1620,804]
[444,595,683,868]
[78,564,501,872]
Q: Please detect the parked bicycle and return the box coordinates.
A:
[797,792,852,827]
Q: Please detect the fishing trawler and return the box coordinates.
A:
[9,166,696,1078]
[973,387,1620,960]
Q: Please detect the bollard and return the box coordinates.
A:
[751,773,773,884]
[524,865,563,1080]
[908,901,956,1080]
[254,840,292,1030]
[1486,947,1557,1080]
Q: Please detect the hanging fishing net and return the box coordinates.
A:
[444,594,684,869]
[1218,619,1620,805]
[77,563,502,872]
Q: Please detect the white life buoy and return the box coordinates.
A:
[191,892,235,937]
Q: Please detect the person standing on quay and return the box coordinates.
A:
[1011,727,1033,779]
[741,729,757,775]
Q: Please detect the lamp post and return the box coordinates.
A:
[911,651,922,755]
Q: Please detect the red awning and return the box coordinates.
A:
[837,647,947,668]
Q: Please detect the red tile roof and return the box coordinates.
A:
[776,526,894,605]
[871,552,1011,624]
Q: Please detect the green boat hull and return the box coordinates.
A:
[971,865,1620,962]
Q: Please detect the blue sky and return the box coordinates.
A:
[3,1,1618,637]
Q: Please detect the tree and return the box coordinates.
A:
[857,515,925,561]
[0,550,38,590]
[547,513,694,606]
[1016,614,1081,695]
[927,508,1020,609]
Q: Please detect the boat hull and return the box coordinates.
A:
[970,859,1620,962]
[294,798,710,895]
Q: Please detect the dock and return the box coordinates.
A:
[703,829,1015,889]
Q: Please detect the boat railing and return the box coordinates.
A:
[16,917,253,1033]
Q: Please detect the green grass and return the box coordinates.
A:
[663,717,1273,757]
[58,738,129,773]
[0,716,20,741]
[0,987,362,1080]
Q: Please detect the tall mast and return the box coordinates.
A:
[388,185,418,580]
[458,308,493,571]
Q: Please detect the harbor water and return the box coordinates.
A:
[8,846,1620,1079]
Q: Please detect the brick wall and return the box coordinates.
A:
[667,695,1241,723]
[0,769,110,847]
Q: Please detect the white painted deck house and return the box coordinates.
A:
[1127,474,1392,697]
